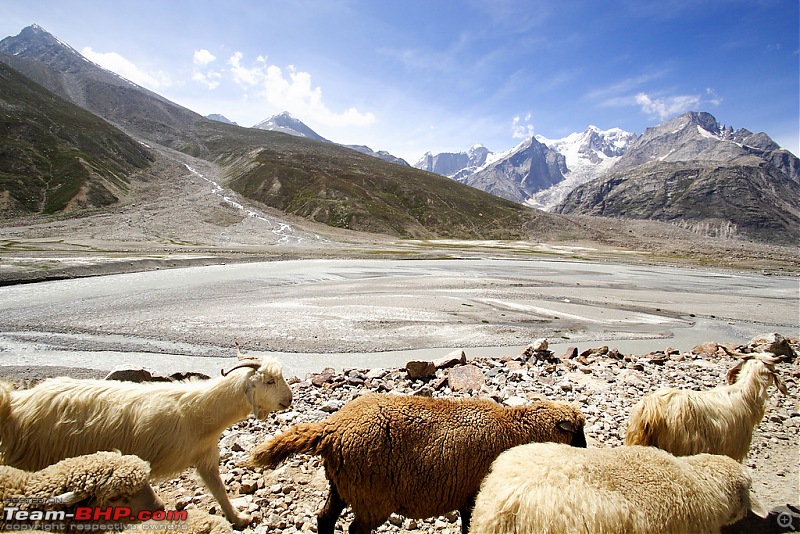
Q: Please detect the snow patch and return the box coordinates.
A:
[184,164,320,244]
[696,124,719,140]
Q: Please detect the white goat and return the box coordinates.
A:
[625,352,787,461]
[470,443,767,534]
[0,355,292,527]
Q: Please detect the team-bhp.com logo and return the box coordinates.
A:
[3,500,187,531]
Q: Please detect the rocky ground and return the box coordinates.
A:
[3,335,797,533]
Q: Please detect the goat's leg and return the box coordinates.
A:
[196,460,251,528]
[459,493,476,534]
[317,483,346,534]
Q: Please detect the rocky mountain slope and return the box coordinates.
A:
[611,112,799,182]
[414,145,493,178]
[0,60,153,216]
[0,25,544,239]
[0,24,207,154]
[555,113,800,244]
[458,136,568,204]
[207,126,535,239]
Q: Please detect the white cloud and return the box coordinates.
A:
[586,71,667,102]
[225,53,375,127]
[228,52,267,88]
[192,49,221,89]
[188,49,375,127]
[634,93,701,120]
[704,87,723,107]
[193,49,216,66]
[634,89,722,121]
[81,47,171,90]
[512,113,535,139]
[192,70,221,90]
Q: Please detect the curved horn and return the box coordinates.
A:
[720,345,751,359]
[234,341,248,360]
[221,361,261,377]
[754,352,782,365]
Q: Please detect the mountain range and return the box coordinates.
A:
[1,24,798,244]
[554,112,800,242]
[413,127,637,209]
[0,24,536,240]
[413,113,799,243]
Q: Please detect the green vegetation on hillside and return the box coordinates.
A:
[0,62,153,215]
[198,122,534,239]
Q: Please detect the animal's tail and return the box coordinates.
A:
[0,382,12,426]
[624,396,663,447]
[248,422,328,469]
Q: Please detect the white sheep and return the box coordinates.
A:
[248,392,586,534]
[0,451,163,529]
[469,443,768,534]
[624,352,787,461]
[0,356,292,527]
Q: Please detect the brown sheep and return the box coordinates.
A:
[249,393,586,534]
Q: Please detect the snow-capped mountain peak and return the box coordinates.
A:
[414,144,494,178]
[526,126,636,209]
[252,111,330,143]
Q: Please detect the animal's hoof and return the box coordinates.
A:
[231,513,253,529]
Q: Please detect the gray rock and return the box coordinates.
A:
[319,400,344,413]
[433,350,467,369]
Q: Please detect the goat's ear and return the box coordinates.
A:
[773,373,789,395]
[748,492,769,519]
[557,420,577,434]
[726,360,747,384]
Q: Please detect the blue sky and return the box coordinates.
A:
[2,0,798,163]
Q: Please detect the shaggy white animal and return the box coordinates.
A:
[625,352,787,461]
[0,356,292,527]
[0,451,163,529]
[469,443,767,534]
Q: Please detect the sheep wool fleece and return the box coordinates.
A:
[0,451,151,506]
[470,443,758,534]
[252,393,585,526]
